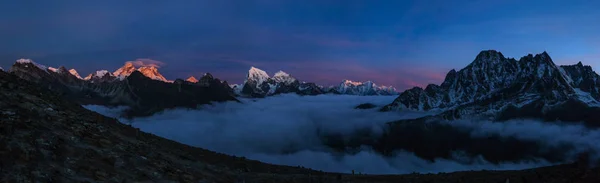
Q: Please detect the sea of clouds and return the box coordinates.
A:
[84,94,600,174]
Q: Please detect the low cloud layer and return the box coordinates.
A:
[451,119,600,162]
[84,94,600,174]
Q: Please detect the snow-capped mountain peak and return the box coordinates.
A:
[48,67,59,73]
[112,62,169,82]
[113,62,137,80]
[16,59,49,73]
[137,66,168,82]
[186,76,198,83]
[84,70,114,81]
[246,66,270,85]
[383,50,580,112]
[68,69,83,79]
[331,79,398,95]
[272,71,297,85]
[342,79,363,86]
[96,70,110,77]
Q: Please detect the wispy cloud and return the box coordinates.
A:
[126,58,166,68]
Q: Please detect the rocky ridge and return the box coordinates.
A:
[7,59,238,117]
[381,50,600,125]
[239,67,398,97]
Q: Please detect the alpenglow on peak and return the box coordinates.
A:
[247,66,270,85]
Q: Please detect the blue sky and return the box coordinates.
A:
[1,0,599,90]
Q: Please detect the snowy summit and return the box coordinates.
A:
[69,69,83,79]
[112,62,168,82]
[113,62,137,79]
[84,70,113,80]
[138,66,168,82]
[272,71,297,85]
[186,76,199,83]
[16,59,49,72]
[246,66,270,86]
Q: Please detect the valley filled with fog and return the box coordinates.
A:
[85,95,600,174]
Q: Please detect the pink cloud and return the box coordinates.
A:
[127,58,166,68]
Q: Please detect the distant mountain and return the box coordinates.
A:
[186,76,199,83]
[237,67,398,97]
[68,69,83,79]
[113,62,137,79]
[381,50,600,126]
[84,70,117,83]
[113,62,168,82]
[240,67,325,97]
[138,66,168,82]
[326,80,399,95]
[8,59,238,117]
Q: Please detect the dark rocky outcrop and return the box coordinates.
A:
[355,103,377,109]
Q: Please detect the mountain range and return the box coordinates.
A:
[322,50,600,165]
[381,50,600,126]
[3,59,399,116]
[238,66,399,97]
[2,66,598,183]
[7,59,237,117]
[3,50,600,182]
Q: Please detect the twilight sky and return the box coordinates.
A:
[1,0,599,90]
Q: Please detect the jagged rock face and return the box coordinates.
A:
[84,70,117,83]
[113,62,137,79]
[68,69,83,79]
[383,50,578,112]
[198,73,214,86]
[229,84,243,95]
[381,50,600,127]
[561,62,600,100]
[9,60,51,81]
[193,73,235,95]
[241,67,271,97]
[272,71,297,85]
[241,67,324,97]
[297,82,324,95]
[137,66,168,82]
[112,62,169,82]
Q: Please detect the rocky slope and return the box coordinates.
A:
[8,59,238,117]
[381,50,600,126]
[239,67,398,97]
[2,61,600,183]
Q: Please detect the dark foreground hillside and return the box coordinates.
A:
[1,70,599,183]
